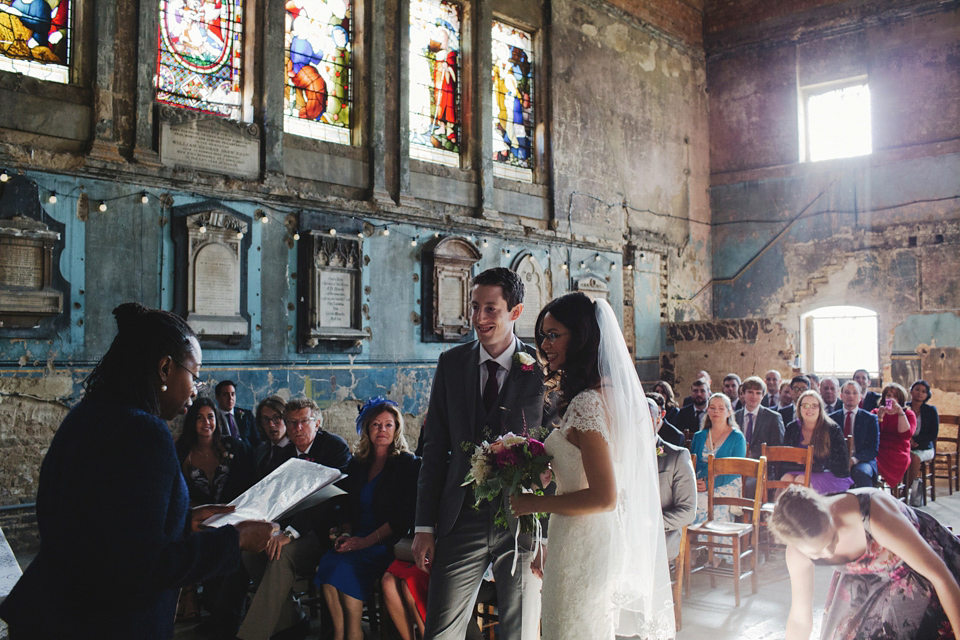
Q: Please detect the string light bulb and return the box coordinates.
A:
[293,231,300,241]
[381,228,390,237]
[594,254,601,261]
[610,263,617,270]
[0,172,8,182]
[561,263,568,270]
[48,193,57,204]
[410,238,418,247]
[260,214,269,224]
[329,228,337,236]
[626,264,634,270]
[140,193,150,204]
[98,201,107,212]
[357,231,364,238]
[481,239,489,248]
[198,224,207,234]
[579,261,586,269]
[235,230,243,239]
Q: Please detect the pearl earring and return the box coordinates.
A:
[160,385,168,392]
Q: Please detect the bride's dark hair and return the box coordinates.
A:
[535,292,601,417]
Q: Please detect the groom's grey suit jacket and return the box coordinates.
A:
[416,337,544,538]
[657,436,697,559]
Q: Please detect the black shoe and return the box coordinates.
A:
[269,617,311,640]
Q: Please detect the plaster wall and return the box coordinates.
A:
[703,1,960,409]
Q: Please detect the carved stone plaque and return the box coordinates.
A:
[159,106,261,179]
[575,275,609,301]
[0,217,63,328]
[184,209,249,341]
[306,233,364,342]
[421,236,481,342]
[512,253,549,341]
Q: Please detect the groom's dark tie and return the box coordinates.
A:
[482,361,501,413]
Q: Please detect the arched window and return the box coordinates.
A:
[156,0,245,119]
[802,305,879,378]
[283,0,352,143]
[0,0,72,83]
[408,0,461,167]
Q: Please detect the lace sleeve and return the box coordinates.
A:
[562,390,610,442]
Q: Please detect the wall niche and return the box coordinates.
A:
[421,236,481,343]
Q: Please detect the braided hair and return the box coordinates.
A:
[83,302,197,416]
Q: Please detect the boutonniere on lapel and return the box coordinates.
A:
[514,352,535,372]
[656,445,665,457]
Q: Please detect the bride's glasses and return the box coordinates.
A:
[538,331,570,343]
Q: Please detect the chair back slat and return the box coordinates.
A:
[760,444,814,498]
[936,416,960,455]
[706,454,766,524]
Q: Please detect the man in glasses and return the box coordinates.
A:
[215,379,261,447]
[238,397,351,640]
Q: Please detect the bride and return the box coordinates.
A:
[510,293,675,639]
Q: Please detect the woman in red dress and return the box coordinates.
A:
[873,382,916,489]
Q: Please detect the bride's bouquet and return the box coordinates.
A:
[462,432,552,533]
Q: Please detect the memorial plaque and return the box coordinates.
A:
[304,233,364,344]
[513,253,548,341]
[194,244,240,316]
[0,244,42,289]
[318,270,353,328]
[159,107,261,179]
[575,275,609,301]
[421,236,481,342]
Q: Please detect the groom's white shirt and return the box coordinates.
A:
[415,341,518,536]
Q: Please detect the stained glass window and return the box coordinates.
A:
[492,21,533,181]
[0,0,72,83]
[156,0,244,120]
[409,0,460,167]
[283,0,351,144]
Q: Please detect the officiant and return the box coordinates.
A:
[238,397,352,640]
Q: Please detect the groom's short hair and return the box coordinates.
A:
[473,267,524,310]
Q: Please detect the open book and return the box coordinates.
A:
[202,458,347,527]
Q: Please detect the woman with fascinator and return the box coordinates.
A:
[510,293,674,639]
[313,397,421,640]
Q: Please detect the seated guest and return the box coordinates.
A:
[819,377,842,413]
[383,557,430,640]
[238,397,352,640]
[175,397,257,637]
[315,397,419,640]
[648,398,696,559]
[735,376,785,497]
[253,395,294,479]
[722,373,743,411]
[830,380,880,488]
[215,379,261,447]
[854,369,882,411]
[681,370,711,407]
[647,391,685,448]
[777,380,794,411]
[873,383,917,492]
[781,390,853,494]
[905,380,939,506]
[690,393,746,524]
[675,378,710,435]
[762,369,782,408]
[779,375,811,425]
[806,373,820,390]
[652,380,681,425]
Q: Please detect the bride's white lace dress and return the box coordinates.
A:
[541,389,618,640]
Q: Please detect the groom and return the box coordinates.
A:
[414,267,545,640]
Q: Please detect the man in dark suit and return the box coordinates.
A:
[675,379,709,435]
[762,369,782,408]
[646,391,685,448]
[819,377,843,413]
[722,373,743,411]
[854,369,881,411]
[680,370,711,407]
[238,397,351,640]
[735,376,785,497]
[216,380,261,447]
[648,398,696,559]
[779,375,811,425]
[414,268,544,640]
[831,380,879,488]
[251,395,293,479]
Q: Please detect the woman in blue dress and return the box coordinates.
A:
[315,397,420,640]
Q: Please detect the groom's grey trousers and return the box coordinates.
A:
[424,499,538,640]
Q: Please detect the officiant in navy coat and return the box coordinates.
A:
[413,268,545,640]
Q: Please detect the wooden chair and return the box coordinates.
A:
[684,455,766,607]
[935,415,960,495]
[670,526,688,631]
[758,444,813,561]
